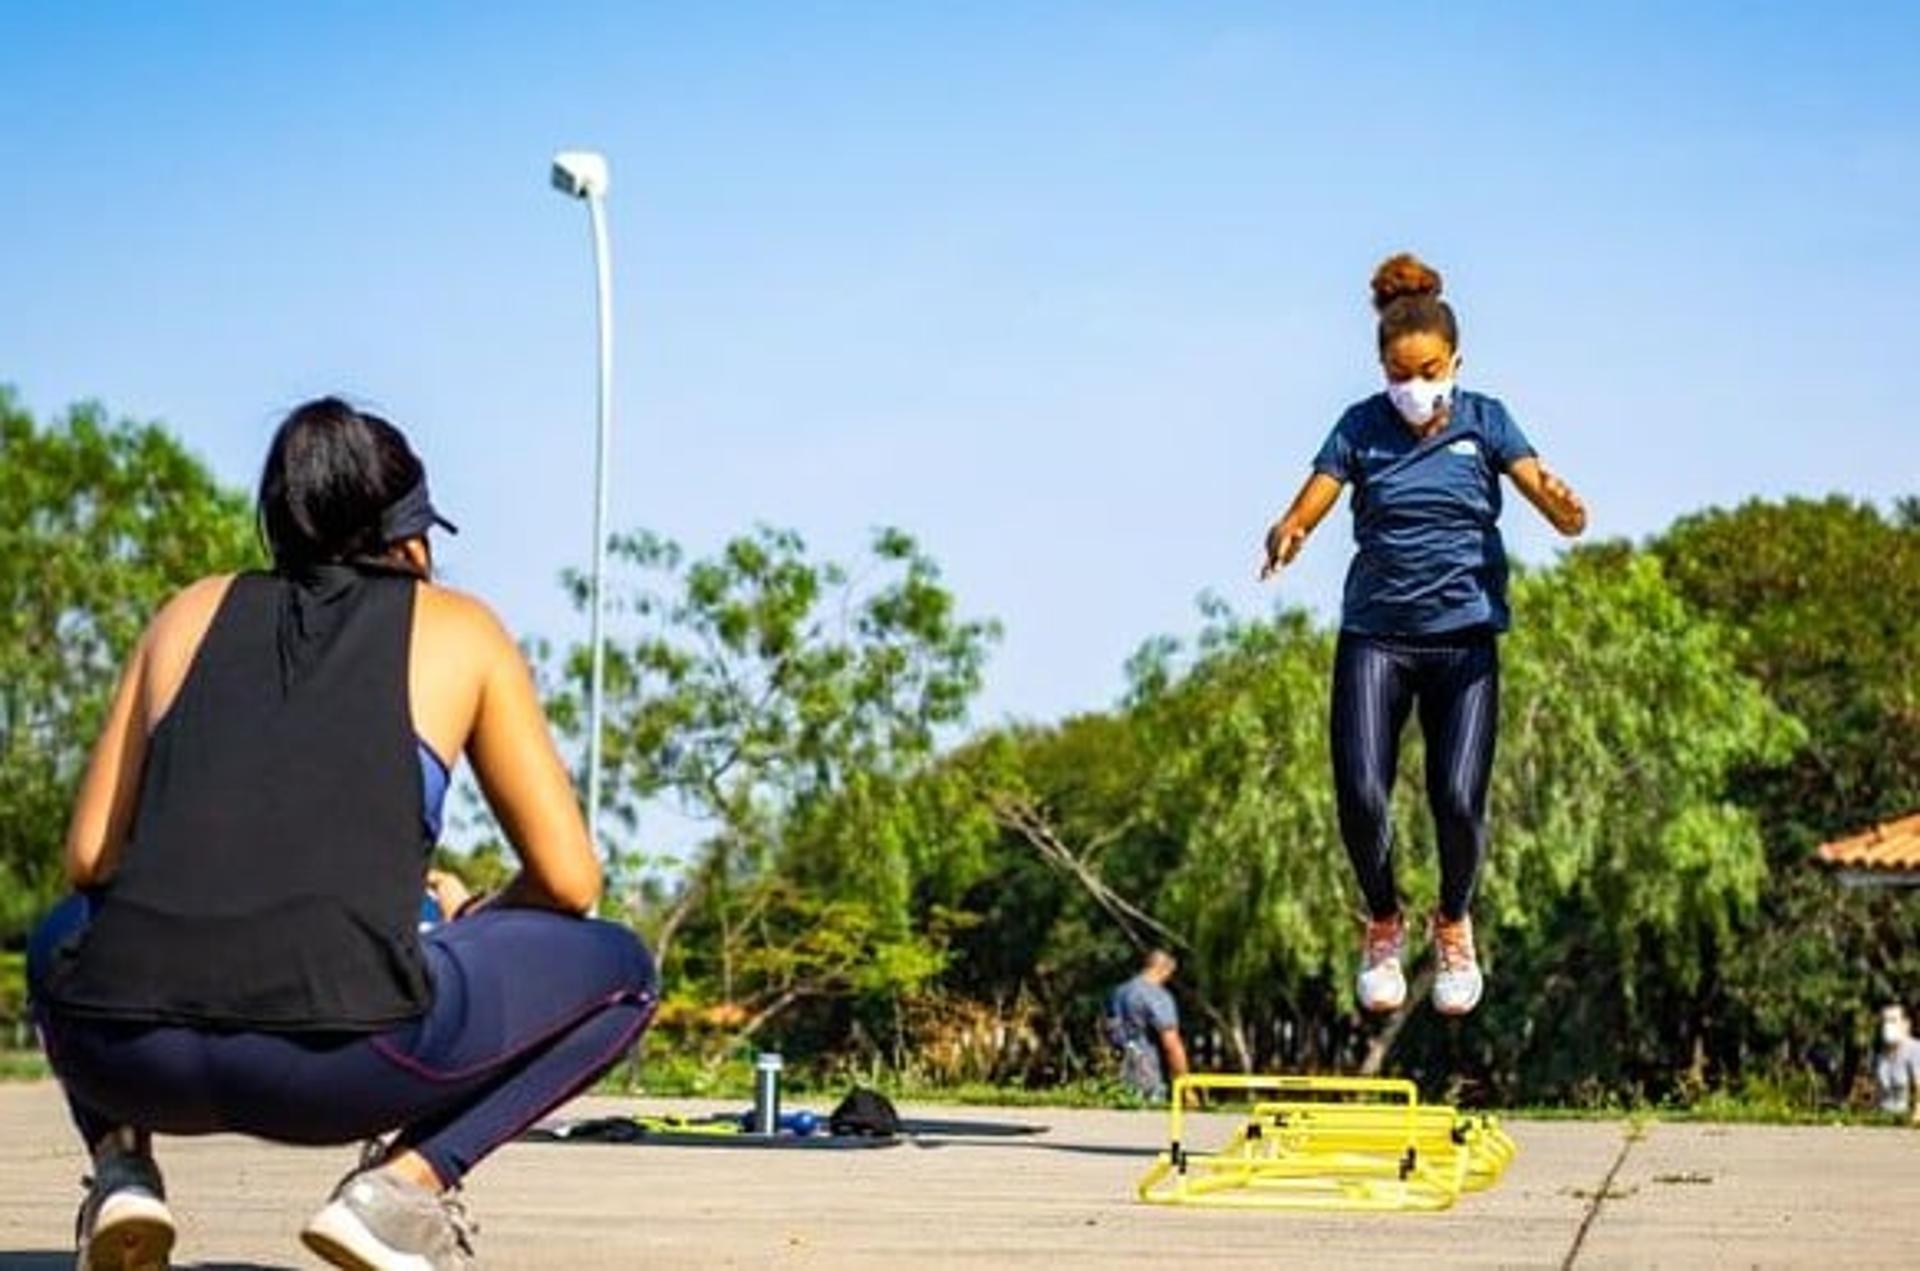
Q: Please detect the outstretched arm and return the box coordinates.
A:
[1260,472,1345,580]
[1507,456,1588,537]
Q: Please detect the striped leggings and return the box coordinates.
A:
[1331,628,1499,923]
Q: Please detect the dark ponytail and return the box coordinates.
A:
[257,397,428,576]
[1371,252,1459,354]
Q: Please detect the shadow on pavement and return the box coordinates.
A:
[906,1138,1161,1159]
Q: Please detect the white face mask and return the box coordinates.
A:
[1386,375,1455,427]
[1885,1018,1912,1046]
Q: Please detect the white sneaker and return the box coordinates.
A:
[1356,913,1408,1013]
[302,1165,478,1271]
[76,1141,175,1271]
[1431,914,1484,1016]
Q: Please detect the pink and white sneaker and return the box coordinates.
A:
[1357,912,1408,1013]
[1430,913,1484,1016]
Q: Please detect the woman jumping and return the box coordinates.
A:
[28,398,657,1270]
[1260,254,1587,1016]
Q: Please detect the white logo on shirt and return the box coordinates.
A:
[1448,438,1479,457]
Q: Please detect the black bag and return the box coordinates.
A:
[829,1087,902,1138]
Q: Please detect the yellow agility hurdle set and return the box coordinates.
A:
[1136,1074,1516,1211]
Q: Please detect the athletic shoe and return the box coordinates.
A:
[1356,912,1408,1013]
[76,1140,175,1271]
[1431,913,1484,1016]
[301,1165,478,1271]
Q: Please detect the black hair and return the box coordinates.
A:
[257,397,428,576]
[1372,252,1460,355]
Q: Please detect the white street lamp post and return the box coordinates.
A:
[550,150,614,854]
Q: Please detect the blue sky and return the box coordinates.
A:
[3,4,1915,845]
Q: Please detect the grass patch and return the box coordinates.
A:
[594,1053,1149,1110]
[1496,1103,1893,1127]
[1494,1080,1905,1128]
[0,1049,50,1082]
[861,1078,1153,1110]
[593,1061,1912,1125]
[12,1037,1904,1128]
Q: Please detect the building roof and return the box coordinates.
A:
[1816,813,1920,885]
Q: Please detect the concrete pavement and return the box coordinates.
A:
[0,1084,1915,1268]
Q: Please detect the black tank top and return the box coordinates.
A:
[43,566,434,1031]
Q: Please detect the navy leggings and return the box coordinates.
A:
[27,895,657,1185]
[1330,629,1499,923]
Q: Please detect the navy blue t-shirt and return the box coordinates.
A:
[1311,389,1536,636]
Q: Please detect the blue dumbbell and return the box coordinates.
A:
[736,1109,820,1137]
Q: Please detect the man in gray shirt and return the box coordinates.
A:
[1874,1003,1920,1123]
[1105,949,1190,1102]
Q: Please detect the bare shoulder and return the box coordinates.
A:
[413,580,520,661]
[146,573,239,651]
[137,574,240,721]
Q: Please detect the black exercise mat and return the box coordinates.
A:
[518,1115,904,1150]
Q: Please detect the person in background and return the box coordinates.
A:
[1105,949,1190,1102]
[1873,1003,1920,1124]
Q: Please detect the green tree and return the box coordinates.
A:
[523,498,1879,1102]
[1123,605,1352,1070]
[1654,496,1919,837]
[1452,549,1801,1100]
[545,525,998,1057]
[952,553,1795,1096]
[1652,497,1920,1097]
[934,713,1180,1077]
[0,390,258,941]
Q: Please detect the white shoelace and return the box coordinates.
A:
[439,1187,479,1255]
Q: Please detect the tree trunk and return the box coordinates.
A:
[989,796,1186,950]
[1192,997,1255,1072]
[712,984,813,1063]
[1359,965,1435,1076]
[1226,1008,1254,1073]
[649,875,706,968]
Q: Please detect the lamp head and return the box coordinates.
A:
[550,151,609,199]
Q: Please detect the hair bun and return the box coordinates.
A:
[1370,253,1443,313]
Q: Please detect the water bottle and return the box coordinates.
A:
[751,1052,783,1135]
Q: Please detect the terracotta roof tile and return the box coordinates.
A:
[1816,812,1920,874]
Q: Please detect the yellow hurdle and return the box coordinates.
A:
[1135,1074,1516,1211]
[1243,1100,1516,1194]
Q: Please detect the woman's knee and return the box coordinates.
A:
[1428,777,1486,836]
[567,918,658,1003]
[608,922,659,1001]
